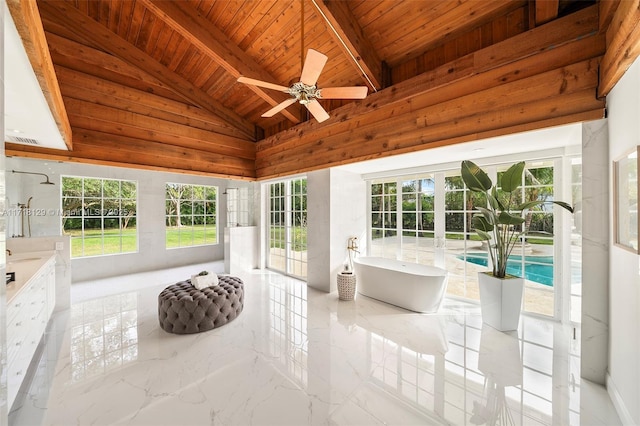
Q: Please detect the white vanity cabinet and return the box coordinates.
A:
[6,254,56,409]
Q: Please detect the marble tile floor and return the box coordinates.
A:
[9,263,622,426]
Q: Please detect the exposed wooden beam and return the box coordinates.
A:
[255,6,604,178]
[377,1,527,66]
[310,0,382,91]
[256,110,604,179]
[6,0,72,149]
[6,129,256,180]
[138,0,302,124]
[535,0,559,26]
[44,31,186,104]
[36,0,257,140]
[598,0,640,97]
[599,0,621,34]
[257,60,602,175]
[55,66,249,140]
[257,90,603,178]
[63,98,255,160]
[257,6,602,157]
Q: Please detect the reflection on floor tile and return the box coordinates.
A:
[70,293,139,383]
[9,266,622,426]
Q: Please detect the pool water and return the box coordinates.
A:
[458,252,554,286]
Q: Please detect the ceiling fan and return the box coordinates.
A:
[237,48,368,123]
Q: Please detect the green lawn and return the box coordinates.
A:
[67,228,137,257]
[166,226,217,248]
[67,225,218,257]
[269,226,307,251]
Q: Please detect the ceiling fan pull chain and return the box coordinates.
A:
[301,0,305,75]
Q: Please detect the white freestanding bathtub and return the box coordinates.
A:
[354,257,448,313]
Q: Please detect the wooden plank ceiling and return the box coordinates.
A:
[5,0,627,180]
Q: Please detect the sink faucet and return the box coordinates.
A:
[6,249,11,256]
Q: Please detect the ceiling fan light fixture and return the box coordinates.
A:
[287,82,321,105]
[237,19,368,123]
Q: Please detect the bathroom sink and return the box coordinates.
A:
[8,257,41,264]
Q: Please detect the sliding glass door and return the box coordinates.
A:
[268,178,307,279]
[367,158,572,320]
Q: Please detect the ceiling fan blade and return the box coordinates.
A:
[318,86,368,99]
[300,49,328,86]
[305,99,330,123]
[261,98,297,118]
[237,76,288,92]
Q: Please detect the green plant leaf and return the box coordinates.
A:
[491,187,505,210]
[517,200,574,213]
[487,192,499,209]
[552,201,574,213]
[517,200,545,211]
[500,161,525,192]
[461,160,492,192]
[472,215,494,232]
[475,229,492,240]
[498,211,525,225]
[476,207,497,225]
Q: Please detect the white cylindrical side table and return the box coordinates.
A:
[337,272,356,301]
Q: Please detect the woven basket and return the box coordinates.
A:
[337,273,356,301]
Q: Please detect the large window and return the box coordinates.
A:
[165,183,218,248]
[367,158,570,319]
[513,161,557,316]
[370,181,397,258]
[268,178,307,279]
[401,176,436,264]
[62,177,137,258]
[444,172,486,300]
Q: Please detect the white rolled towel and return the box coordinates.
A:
[191,272,219,290]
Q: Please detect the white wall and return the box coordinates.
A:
[307,168,366,292]
[607,56,640,425]
[580,120,609,384]
[307,169,331,291]
[6,157,255,283]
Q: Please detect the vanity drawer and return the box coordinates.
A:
[7,290,47,344]
[5,253,57,410]
[7,278,47,323]
[7,329,42,407]
[6,302,46,365]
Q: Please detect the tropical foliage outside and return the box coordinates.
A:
[371,166,557,245]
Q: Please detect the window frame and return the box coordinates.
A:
[61,175,138,258]
[366,157,569,321]
[165,182,219,249]
[267,178,308,279]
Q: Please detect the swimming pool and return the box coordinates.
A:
[458,252,554,286]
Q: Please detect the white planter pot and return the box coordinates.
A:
[478,272,524,332]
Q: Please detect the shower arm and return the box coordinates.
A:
[12,170,55,185]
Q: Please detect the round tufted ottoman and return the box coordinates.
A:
[158,276,244,334]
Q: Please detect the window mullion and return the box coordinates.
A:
[396,178,402,260]
[285,181,293,274]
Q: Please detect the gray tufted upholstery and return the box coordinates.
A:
[158,276,244,334]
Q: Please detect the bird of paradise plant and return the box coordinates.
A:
[460,160,574,278]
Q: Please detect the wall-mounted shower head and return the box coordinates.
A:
[12,170,55,185]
